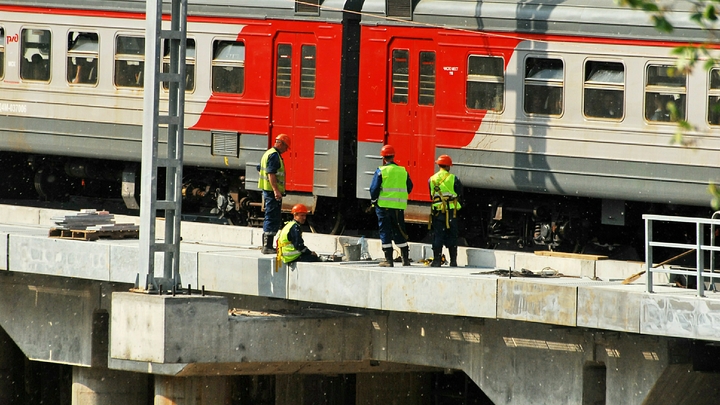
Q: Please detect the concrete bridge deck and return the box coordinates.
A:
[0,204,716,341]
[2,204,720,405]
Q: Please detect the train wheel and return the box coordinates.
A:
[34,167,71,201]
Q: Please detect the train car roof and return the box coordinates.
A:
[0,0,363,23]
[361,0,712,43]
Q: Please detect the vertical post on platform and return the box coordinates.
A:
[139,0,188,293]
[645,216,653,293]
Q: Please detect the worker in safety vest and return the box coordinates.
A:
[369,144,413,267]
[277,204,319,264]
[257,133,291,254]
[428,154,463,267]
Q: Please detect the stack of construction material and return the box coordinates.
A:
[51,209,138,232]
[49,209,140,241]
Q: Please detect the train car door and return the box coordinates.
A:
[386,39,437,201]
[271,33,317,193]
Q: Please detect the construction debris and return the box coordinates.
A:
[49,209,139,241]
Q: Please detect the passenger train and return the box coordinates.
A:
[0,0,717,258]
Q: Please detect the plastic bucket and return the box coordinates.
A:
[342,243,361,261]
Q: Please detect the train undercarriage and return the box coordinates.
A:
[1,151,714,262]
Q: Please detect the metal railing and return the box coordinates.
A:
[645,212,720,297]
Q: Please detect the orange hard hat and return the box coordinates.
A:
[380,144,395,157]
[291,204,309,214]
[436,154,453,166]
[275,133,291,149]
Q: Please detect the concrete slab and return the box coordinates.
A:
[577,284,642,333]
[380,271,497,317]
[640,288,720,340]
[197,250,282,297]
[289,262,384,309]
[514,252,597,278]
[497,278,577,326]
[9,234,110,279]
[0,232,6,271]
[467,248,514,270]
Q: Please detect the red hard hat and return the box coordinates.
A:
[275,133,291,149]
[436,154,453,166]
[380,144,395,157]
[291,204,309,214]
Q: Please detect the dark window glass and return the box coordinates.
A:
[275,44,292,97]
[21,29,51,82]
[212,40,245,94]
[163,38,195,91]
[645,65,686,123]
[115,36,145,88]
[708,69,720,125]
[466,56,504,111]
[67,32,98,85]
[524,57,563,115]
[583,61,624,120]
[300,45,316,98]
[391,49,409,104]
[418,51,435,106]
[0,28,4,79]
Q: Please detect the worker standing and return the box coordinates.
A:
[277,204,319,264]
[428,154,463,267]
[258,133,291,254]
[369,144,413,267]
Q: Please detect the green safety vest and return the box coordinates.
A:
[430,170,461,211]
[278,220,301,263]
[378,164,409,209]
[258,148,285,193]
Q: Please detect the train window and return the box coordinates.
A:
[583,61,624,120]
[387,0,412,19]
[645,65,686,123]
[391,49,409,104]
[162,38,195,92]
[67,32,98,85]
[708,69,720,125]
[296,0,320,15]
[212,40,244,94]
[0,28,4,80]
[275,43,292,97]
[466,56,504,111]
[114,36,145,88]
[300,45,316,98]
[20,29,51,82]
[524,57,563,115]
[418,51,435,106]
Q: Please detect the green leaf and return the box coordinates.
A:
[704,4,718,21]
[652,15,674,33]
[642,3,660,12]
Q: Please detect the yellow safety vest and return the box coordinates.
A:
[378,165,409,209]
[277,220,302,263]
[258,148,285,193]
[430,170,461,211]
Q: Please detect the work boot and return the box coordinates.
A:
[261,232,276,254]
[401,246,411,266]
[430,249,442,267]
[378,248,394,267]
[449,246,458,267]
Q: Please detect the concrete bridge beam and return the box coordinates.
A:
[72,367,148,405]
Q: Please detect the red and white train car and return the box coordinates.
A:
[356,0,720,253]
[0,0,362,226]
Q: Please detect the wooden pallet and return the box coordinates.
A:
[534,251,608,261]
[48,228,139,241]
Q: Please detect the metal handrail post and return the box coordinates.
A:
[646,216,653,293]
[697,222,705,298]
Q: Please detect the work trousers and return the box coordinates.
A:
[262,190,282,234]
[376,206,408,249]
[432,211,459,251]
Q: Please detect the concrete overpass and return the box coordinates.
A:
[0,204,719,405]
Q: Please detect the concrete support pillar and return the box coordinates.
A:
[356,373,432,405]
[0,326,22,404]
[275,374,304,405]
[72,367,149,405]
[154,375,230,405]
